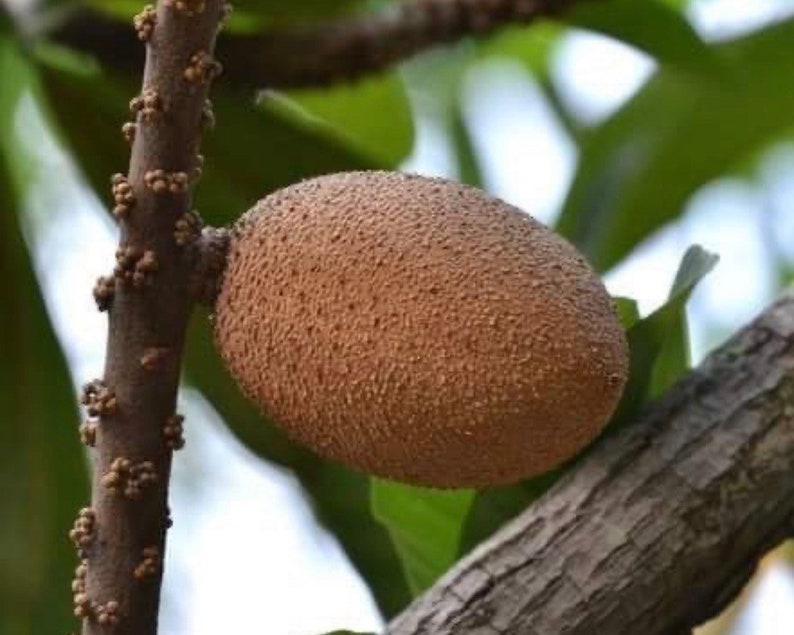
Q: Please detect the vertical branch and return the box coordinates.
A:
[72,1,227,633]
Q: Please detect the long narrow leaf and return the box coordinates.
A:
[0,40,89,635]
[568,0,719,78]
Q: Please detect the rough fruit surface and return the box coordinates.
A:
[214,171,628,488]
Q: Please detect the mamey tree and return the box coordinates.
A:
[1,1,793,634]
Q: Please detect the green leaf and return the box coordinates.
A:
[371,480,476,595]
[607,246,718,429]
[265,72,414,166]
[478,22,562,77]
[613,296,640,330]
[0,39,90,635]
[462,247,716,551]
[556,18,794,272]
[0,5,12,34]
[638,245,719,399]
[567,0,718,78]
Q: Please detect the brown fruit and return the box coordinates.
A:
[213,171,628,488]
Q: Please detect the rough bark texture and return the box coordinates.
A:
[52,0,586,89]
[78,2,224,634]
[387,291,794,635]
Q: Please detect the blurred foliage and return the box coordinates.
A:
[567,0,717,77]
[557,17,794,272]
[0,41,90,635]
[1,0,793,632]
[480,0,710,80]
[0,5,11,32]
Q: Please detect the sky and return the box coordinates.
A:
[10,0,794,633]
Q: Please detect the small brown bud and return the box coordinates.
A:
[219,2,233,29]
[169,171,189,194]
[174,210,202,246]
[164,0,206,16]
[164,413,186,450]
[137,87,163,123]
[184,51,221,84]
[101,471,120,489]
[129,95,144,114]
[201,99,215,129]
[133,4,157,41]
[93,275,115,312]
[81,379,116,417]
[104,458,158,499]
[110,173,135,218]
[121,122,137,143]
[134,545,161,580]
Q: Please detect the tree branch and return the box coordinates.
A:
[387,290,794,635]
[225,0,583,88]
[73,2,225,634]
[51,0,586,90]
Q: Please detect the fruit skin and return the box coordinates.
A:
[213,171,628,488]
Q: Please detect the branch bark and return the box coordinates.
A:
[222,0,583,88]
[387,291,794,635]
[51,0,586,90]
[74,2,225,634]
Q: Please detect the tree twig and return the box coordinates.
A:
[387,290,794,635]
[73,1,226,633]
[51,0,588,90]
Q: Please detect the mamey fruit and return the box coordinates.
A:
[213,171,628,488]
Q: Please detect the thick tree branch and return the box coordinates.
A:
[52,0,586,90]
[73,2,225,634]
[388,291,794,635]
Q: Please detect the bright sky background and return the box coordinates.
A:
[11,0,794,633]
